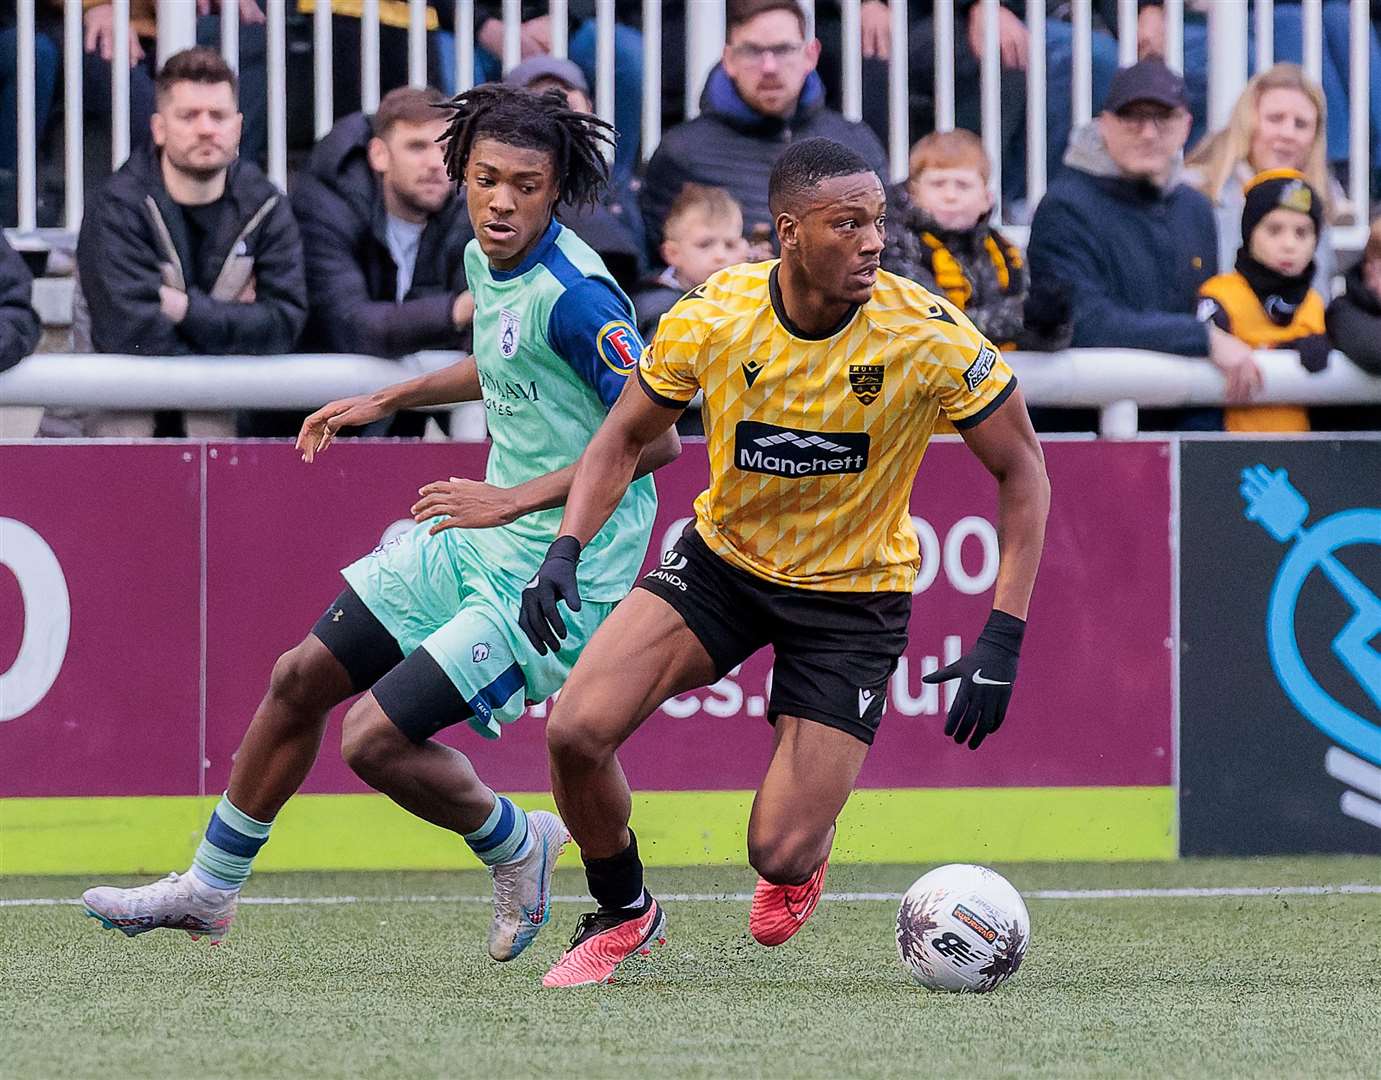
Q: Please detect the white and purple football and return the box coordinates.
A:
[896,863,1030,993]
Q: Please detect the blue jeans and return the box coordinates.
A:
[195,15,268,165]
[1004,20,1118,202]
[1043,20,1119,174]
[0,27,59,172]
[436,19,644,187]
[1180,23,1212,152]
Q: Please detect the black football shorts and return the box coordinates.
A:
[634,525,911,744]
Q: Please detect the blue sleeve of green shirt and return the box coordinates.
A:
[547,277,645,410]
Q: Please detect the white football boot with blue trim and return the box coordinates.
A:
[486,810,569,961]
[82,872,238,943]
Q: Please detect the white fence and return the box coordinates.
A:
[5,0,1375,249]
[3,347,1379,438]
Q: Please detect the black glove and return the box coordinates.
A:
[1295,334,1331,374]
[519,535,583,655]
[921,610,1025,750]
[1023,276,1072,332]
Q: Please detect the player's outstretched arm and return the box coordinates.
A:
[297,356,482,462]
[518,382,684,654]
[923,387,1050,749]
[411,418,680,534]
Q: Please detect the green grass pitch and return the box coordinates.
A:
[4,857,1379,1078]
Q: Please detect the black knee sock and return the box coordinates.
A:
[583,829,647,912]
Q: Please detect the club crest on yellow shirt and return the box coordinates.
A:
[849,364,885,405]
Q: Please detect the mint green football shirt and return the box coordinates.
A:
[461,219,656,601]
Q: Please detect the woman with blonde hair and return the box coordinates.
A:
[1185,63,1342,293]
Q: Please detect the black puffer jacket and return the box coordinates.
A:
[883,191,1072,352]
[0,234,41,373]
[1326,261,1381,376]
[75,145,306,357]
[640,63,887,252]
[291,111,474,358]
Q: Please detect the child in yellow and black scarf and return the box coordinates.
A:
[1198,168,1330,432]
[882,129,1072,354]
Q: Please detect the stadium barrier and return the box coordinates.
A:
[5,434,1378,871]
[4,347,1381,437]
[0,439,1175,874]
[6,0,1373,253]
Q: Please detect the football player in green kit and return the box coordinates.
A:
[81,86,678,963]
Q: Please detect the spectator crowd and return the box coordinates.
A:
[2,0,1380,434]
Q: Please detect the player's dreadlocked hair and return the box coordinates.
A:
[438,84,616,206]
[767,137,876,217]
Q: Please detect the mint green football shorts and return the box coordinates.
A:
[339,521,612,739]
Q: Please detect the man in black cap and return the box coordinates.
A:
[1027,58,1259,431]
[504,56,645,292]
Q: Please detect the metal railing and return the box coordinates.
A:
[5,0,1375,247]
[2,348,1378,439]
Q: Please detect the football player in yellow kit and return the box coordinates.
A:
[522,137,1051,988]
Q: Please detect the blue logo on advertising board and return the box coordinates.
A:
[1241,465,1381,828]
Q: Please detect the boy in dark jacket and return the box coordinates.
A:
[1326,217,1381,378]
[632,184,747,340]
[883,129,1071,352]
[1323,217,1381,429]
[41,47,306,438]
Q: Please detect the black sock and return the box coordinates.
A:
[583,829,648,912]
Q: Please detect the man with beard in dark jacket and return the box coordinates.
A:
[0,234,41,373]
[41,47,306,439]
[639,0,885,258]
[1026,59,1258,431]
[276,86,476,439]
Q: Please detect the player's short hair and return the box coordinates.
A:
[664,184,743,236]
[767,137,877,217]
[373,85,448,140]
[726,0,808,38]
[155,46,237,107]
[439,84,615,206]
[907,129,992,184]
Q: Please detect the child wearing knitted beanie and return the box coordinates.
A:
[1198,168,1330,431]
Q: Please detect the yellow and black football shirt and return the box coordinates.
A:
[637,261,1016,593]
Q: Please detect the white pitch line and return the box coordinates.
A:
[5,884,1381,909]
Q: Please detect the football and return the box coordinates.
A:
[896,864,1030,993]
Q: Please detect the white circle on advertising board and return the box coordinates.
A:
[0,519,71,722]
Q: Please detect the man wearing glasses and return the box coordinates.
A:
[1026,58,1257,432]
[640,0,886,263]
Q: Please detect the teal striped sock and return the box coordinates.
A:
[189,794,273,890]
[464,794,531,866]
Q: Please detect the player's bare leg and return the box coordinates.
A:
[746,716,868,946]
[547,589,717,856]
[542,590,717,986]
[82,635,355,942]
[228,635,356,820]
[340,693,571,961]
[339,695,496,834]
